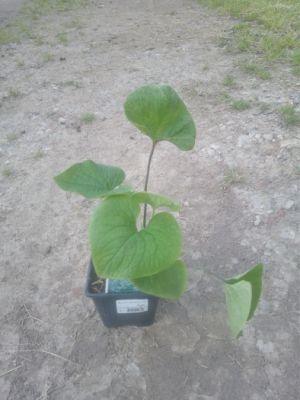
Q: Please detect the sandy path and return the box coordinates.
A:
[0,1,299,399]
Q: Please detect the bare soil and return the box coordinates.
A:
[0,1,299,399]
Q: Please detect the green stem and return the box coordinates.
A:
[143,141,157,228]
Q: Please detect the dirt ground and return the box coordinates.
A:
[0,0,299,399]
[0,0,25,23]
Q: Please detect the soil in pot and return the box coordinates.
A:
[85,259,159,327]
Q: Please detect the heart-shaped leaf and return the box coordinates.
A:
[133,192,180,211]
[132,260,188,299]
[89,195,182,280]
[102,184,133,198]
[224,264,263,337]
[124,85,196,150]
[54,160,125,198]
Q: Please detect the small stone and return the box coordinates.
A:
[237,135,251,147]
[284,200,294,210]
[45,246,52,255]
[59,117,66,125]
[254,216,261,226]
[192,251,202,260]
[241,239,249,246]
[280,139,300,149]
[257,339,274,354]
[263,133,273,141]
[280,228,296,240]
[183,201,189,207]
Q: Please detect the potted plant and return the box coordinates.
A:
[54,85,263,336]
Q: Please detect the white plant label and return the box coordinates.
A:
[116,299,148,314]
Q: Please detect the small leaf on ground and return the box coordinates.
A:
[54,160,125,198]
[124,85,196,150]
[224,264,263,337]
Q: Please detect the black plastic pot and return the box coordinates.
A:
[85,259,159,327]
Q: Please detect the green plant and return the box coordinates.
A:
[41,52,54,63]
[33,150,45,160]
[292,50,300,66]
[56,32,68,45]
[279,105,300,127]
[222,75,235,87]
[8,88,21,99]
[218,91,232,104]
[22,0,87,17]
[54,84,263,336]
[6,132,19,142]
[0,28,19,45]
[80,113,96,124]
[34,35,45,46]
[16,59,25,67]
[241,63,271,80]
[2,168,13,177]
[231,99,251,111]
[198,0,300,66]
[223,168,245,187]
[61,80,82,89]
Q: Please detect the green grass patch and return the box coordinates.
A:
[0,28,19,45]
[16,59,25,67]
[233,22,256,52]
[81,113,96,124]
[56,32,68,45]
[6,132,19,142]
[2,168,13,178]
[22,0,88,18]
[241,62,271,80]
[222,74,235,87]
[223,168,245,187]
[41,52,54,63]
[231,99,251,111]
[61,80,82,88]
[279,105,300,127]
[292,50,300,66]
[8,88,22,99]
[198,0,300,66]
[33,150,45,160]
[217,91,252,111]
[0,0,88,46]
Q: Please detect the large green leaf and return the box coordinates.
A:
[133,192,180,211]
[124,85,196,150]
[224,264,264,337]
[89,195,182,280]
[101,184,133,198]
[132,260,188,299]
[54,160,125,198]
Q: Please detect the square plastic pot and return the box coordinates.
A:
[85,259,159,327]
